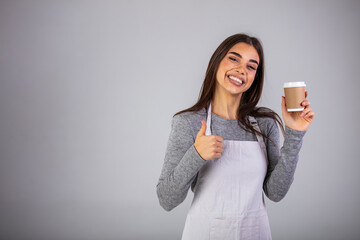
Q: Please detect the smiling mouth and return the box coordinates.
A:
[227,74,245,86]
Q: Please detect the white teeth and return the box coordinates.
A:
[228,75,243,84]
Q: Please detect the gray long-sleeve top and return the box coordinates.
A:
[156,108,306,211]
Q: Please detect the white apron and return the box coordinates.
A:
[181,103,272,240]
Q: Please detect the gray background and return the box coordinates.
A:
[0,0,359,239]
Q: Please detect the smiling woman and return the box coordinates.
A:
[156,33,314,240]
[214,42,260,118]
[224,50,259,86]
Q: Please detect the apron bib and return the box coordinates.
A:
[181,103,272,240]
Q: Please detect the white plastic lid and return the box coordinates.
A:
[283,82,306,88]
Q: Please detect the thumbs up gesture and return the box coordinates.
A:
[194,120,224,161]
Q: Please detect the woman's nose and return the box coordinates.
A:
[235,66,245,75]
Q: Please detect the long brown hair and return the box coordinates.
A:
[174,33,285,144]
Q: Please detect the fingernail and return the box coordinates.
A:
[300,113,304,117]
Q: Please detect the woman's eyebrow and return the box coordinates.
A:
[229,52,259,65]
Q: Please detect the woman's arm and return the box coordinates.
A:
[263,118,306,202]
[263,92,314,202]
[156,114,206,211]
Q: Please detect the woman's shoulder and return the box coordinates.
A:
[175,107,206,118]
[172,108,207,132]
[253,107,279,133]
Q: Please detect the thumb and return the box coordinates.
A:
[197,120,207,137]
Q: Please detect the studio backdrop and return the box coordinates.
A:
[0,0,359,239]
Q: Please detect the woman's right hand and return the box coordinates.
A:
[194,120,223,161]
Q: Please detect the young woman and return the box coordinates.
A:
[156,33,314,240]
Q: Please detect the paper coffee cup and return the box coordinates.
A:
[283,82,306,112]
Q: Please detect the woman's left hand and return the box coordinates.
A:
[282,91,315,131]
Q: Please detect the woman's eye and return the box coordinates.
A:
[229,57,238,62]
[248,65,257,70]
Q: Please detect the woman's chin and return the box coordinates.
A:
[226,88,244,96]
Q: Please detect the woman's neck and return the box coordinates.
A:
[211,90,242,120]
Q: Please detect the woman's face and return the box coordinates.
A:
[215,42,260,97]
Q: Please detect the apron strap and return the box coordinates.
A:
[205,103,212,136]
[248,116,268,161]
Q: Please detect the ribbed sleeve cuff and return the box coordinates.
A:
[176,145,206,181]
[284,126,307,141]
[280,126,307,173]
